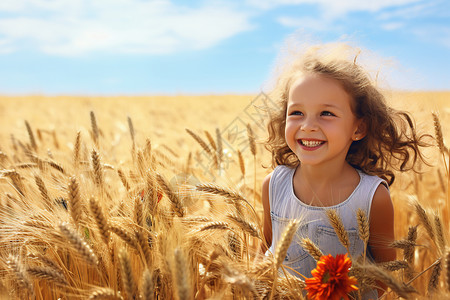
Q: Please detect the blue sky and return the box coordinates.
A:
[0,0,449,94]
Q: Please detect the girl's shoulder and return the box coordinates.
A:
[357,169,389,190]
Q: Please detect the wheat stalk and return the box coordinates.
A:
[300,237,323,261]
[89,196,110,244]
[326,209,350,254]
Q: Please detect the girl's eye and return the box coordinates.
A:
[290,111,303,116]
[321,111,335,117]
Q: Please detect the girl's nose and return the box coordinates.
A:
[300,116,318,132]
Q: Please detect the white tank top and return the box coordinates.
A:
[268,165,387,299]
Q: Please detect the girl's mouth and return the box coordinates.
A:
[298,139,325,149]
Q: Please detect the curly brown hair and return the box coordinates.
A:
[265,43,430,185]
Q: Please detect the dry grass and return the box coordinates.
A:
[0,93,449,299]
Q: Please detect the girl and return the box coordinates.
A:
[261,43,429,298]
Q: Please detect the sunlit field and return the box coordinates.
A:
[0,92,448,299]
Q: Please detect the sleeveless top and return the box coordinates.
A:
[268,165,387,299]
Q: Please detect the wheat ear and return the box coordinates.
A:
[25,120,37,151]
[128,116,135,145]
[185,128,211,154]
[59,222,98,265]
[414,201,435,242]
[174,248,191,300]
[156,173,184,217]
[301,238,323,261]
[89,197,110,244]
[433,213,446,254]
[119,248,137,299]
[237,149,245,178]
[204,130,217,150]
[362,263,416,298]
[379,260,409,271]
[134,196,144,227]
[88,288,123,299]
[110,224,139,251]
[135,229,152,265]
[34,174,52,209]
[326,209,350,253]
[68,176,83,227]
[427,259,442,295]
[6,254,33,293]
[275,220,300,270]
[227,213,261,239]
[117,169,130,191]
[27,265,68,286]
[445,249,450,292]
[199,221,230,232]
[90,111,99,146]
[91,149,104,187]
[141,269,154,300]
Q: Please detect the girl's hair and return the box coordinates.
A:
[265,43,430,185]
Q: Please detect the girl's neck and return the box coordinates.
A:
[297,160,354,186]
[293,161,359,207]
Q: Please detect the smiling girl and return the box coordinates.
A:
[261,43,429,298]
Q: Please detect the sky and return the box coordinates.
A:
[0,0,449,95]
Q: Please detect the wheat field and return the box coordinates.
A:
[0,92,449,299]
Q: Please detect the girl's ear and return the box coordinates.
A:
[353,119,367,141]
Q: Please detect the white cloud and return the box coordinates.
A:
[277,16,330,31]
[381,22,404,31]
[0,0,254,56]
[247,0,421,17]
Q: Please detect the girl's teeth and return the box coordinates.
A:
[301,140,323,147]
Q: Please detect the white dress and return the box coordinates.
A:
[267,165,387,299]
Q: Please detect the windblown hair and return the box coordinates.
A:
[265,43,430,185]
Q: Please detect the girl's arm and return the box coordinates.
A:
[261,173,273,254]
[369,184,396,296]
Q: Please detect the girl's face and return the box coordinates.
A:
[285,74,365,167]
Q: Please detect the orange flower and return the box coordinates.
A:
[305,253,358,300]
